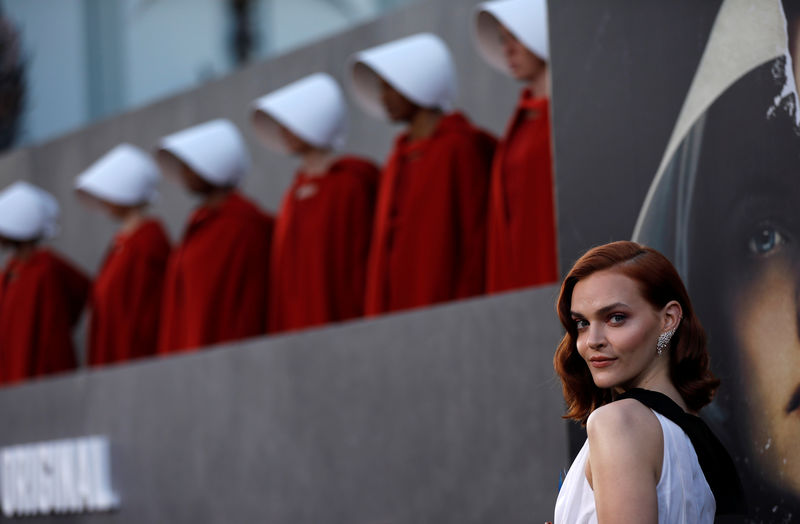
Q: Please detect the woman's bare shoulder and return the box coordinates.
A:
[586,398,664,497]
[587,398,662,444]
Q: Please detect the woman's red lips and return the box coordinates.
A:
[589,356,616,368]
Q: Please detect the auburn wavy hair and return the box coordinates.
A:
[554,241,719,424]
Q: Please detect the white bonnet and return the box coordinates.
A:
[251,73,347,153]
[75,143,160,206]
[0,181,60,241]
[349,33,458,120]
[474,0,549,75]
[157,119,250,187]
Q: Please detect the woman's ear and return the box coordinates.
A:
[662,300,683,332]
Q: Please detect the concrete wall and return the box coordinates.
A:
[0,286,567,523]
[0,0,519,274]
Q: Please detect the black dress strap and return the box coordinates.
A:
[617,388,746,516]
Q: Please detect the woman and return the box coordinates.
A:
[155,119,273,353]
[473,0,558,292]
[348,33,495,314]
[552,241,743,523]
[75,143,170,365]
[250,73,378,332]
[0,181,88,384]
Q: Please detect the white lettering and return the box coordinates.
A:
[1,448,16,516]
[20,446,34,515]
[0,437,119,517]
[37,444,54,514]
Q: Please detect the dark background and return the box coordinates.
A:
[550,0,722,273]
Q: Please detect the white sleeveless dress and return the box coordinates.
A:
[553,411,715,523]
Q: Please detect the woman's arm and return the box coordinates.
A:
[586,398,664,524]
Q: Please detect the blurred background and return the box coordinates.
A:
[0,0,416,150]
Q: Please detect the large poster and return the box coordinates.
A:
[633,1,800,521]
[552,1,800,521]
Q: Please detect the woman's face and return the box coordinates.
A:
[178,162,215,195]
[379,79,418,123]
[571,269,671,393]
[728,7,800,500]
[726,219,800,493]
[278,124,313,155]
[685,56,800,503]
[77,191,133,222]
[498,25,545,82]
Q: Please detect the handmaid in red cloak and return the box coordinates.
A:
[75,143,170,365]
[0,182,89,385]
[155,119,273,353]
[474,0,559,292]
[349,33,496,315]
[251,73,378,332]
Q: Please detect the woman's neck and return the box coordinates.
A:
[12,242,38,262]
[201,187,233,209]
[407,108,444,142]
[527,68,550,98]
[300,149,334,177]
[118,208,146,235]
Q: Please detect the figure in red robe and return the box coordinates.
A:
[251,73,378,332]
[350,33,496,314]
[75,144,171,365]
[475,0,559,292]
[156,119,273,353]
[0,182,89,385]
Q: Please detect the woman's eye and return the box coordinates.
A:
[609,314,626,324]
[747,224,786,256]
[574,319,588,330]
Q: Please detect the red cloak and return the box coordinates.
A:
[365,112,495,315]
[270,157,378,332]
[0,249,89,385]
[158,192,273,354]
[88,219,170,366]
[486,90,558,293]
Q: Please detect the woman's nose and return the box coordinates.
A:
[586,324,606,349]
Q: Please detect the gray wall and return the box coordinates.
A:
[0,286,567,523]
[0,0,519,274]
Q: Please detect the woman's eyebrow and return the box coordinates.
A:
[571,302,631,318]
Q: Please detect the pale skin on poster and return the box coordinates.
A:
[546,270,683,524]
[728,229,800,493]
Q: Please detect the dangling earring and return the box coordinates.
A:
[657,328,676,356]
